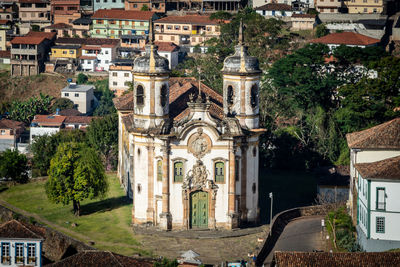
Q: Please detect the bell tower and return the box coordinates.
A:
[132,20,170,130]
[221,21,261,129]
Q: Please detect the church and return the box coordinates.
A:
[114,21,264,230]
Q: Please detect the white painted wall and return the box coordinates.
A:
[0,239,42,267]
[109,70,132,92]
[30,127,60,144]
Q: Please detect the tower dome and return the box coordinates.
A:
[222,21,261,75]
[133,20,170,74]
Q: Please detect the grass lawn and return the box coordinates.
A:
[0,173,150,257]
[258,169,317,224]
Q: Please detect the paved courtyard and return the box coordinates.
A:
[134,225,269,264]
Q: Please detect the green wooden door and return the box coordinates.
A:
[190,191,208,228]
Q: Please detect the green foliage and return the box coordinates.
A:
[332,45,388,66]
[141,4,149,11]
[77,73,88,84]
[0,149,29,183]
[0,101,10,115]
[46,142,108,216]
[31,25,40,32]
[51,98,74,112]
[326,206,360,252]
[315,24,328,38]
[30,130,86,177]
[8,93,53,123]
[86,114,118,171]
[93,88,116,116]
[154,258,179,267]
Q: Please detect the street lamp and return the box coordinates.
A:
[269,192,273,225]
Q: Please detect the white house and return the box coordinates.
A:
[355,155,400,252]
[109,62,133,97]
[61,83,95,114]
[254,3,293,18]
[78,39,120,72]
[310,32,381,51]
[0,220,43,267]
[30,114,66,143]
[346,118,400,248]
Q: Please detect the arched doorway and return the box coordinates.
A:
[190,191,208,228]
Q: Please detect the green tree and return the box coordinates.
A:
[77,73,88,84]
[93,88,116,116]
[8,93,53,123]
[46,142,108,216]
[30,130,86,176]
[0,149,29,183]
[141,4,149,11]
[154,258,179,267]
[51,98,74,112]
[315,24,328,38]
[86,114,118,170]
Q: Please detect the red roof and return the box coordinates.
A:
[32,114,66,125]
[355,155,400,180]
[64,116,96,124]
[0,119,24,129]
[19,0,48,3]
[11,36,46,45]
[292,14,316,18]
[92,9,155,21]
[155,14,219,25]
[310,32,380,46]
[0,50,10,58]
[140,41,178,52]
[79,55,97,60]
[254,3,292,11]
[26,31,56,40]
[45,23,72,29]
[0,19,11,25]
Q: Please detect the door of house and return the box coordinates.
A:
[190,191,208,228]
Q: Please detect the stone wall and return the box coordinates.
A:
[0,204,93,262]
[255,205,329,267]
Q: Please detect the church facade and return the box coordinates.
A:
[114,22,264,230]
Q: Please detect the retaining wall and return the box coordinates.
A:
[255,205,329,266]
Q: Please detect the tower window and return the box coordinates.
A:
[157,160,162,181]
[174,162,183,182]
[160,85,167,107]
[215,162,224,183]
[250,84,258,108]
[227,85,234,105]
[136,85,144,106]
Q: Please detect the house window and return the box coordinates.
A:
[174,162,183,182]
[63,51,67,54]
[64,93,69,97]
[105,50,109,54]
[15,243,24,264]
[215,162,224,183]
[124,73,129,77]
[133,4,137,8]
[167,25,172,30]
[157,160,162,181]
[376,188,385,210]
[27,243,36,265]
[175,25,180,30]
[376,217,385,233]
[364,8,367,12]
[112,72,117,77]
[69,50,74,54]
[160,85,167,107]
[227,85,234,105]
[136,85,144,105]
[113,82,117,86]
[250,84,258,108]
[1,130,5,135]
[1,242,10,264]
[183,26,189,30]
[75,93,79,97]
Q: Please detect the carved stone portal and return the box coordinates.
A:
[182,160,218,229]
[187,128,212,159]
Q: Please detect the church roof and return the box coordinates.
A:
[115,77,224,127]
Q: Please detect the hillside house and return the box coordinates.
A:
[109,61,133,96]
[315,0,343,13]
[0,119,25,152]
[346,118,400,229]
[310,32,380,50]
[355,156,400,251]
[51,0,80,25]
[30,114,66,142]
[125,0,166,12]
[140,41,179,70]
[10,31,56,76]
[90,9,156,38]
[61,83,95,114]
[254,3,293,18]
[17,0,51,33]
[291,14,316,31]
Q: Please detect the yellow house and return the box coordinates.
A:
[343,0,384,14]
[50,45,81,60]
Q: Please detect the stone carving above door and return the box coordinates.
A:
[187,128,212,159]
[182,160,218,199]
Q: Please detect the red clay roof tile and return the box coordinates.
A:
[310,32,380,46]
[92,9,155,21]
[355,155,400,180]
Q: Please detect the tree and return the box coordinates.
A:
[141,4,149,11]
[93,88,116,116]
[30,130,86,176]
[77,73,88,84]
[51,98,74,112]
[46,142,108,216]
[8,93,53,123]
[0,149,29,183]
[86,114,118,170]
[315,24,328,38]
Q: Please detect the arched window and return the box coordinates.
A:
[157,160,162,181]
[227,85,234,105]
[136,85,144,106]
[160,85,167,107]
[215,162,224,183]
[250,84,258,108]
[174,162,183,182]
